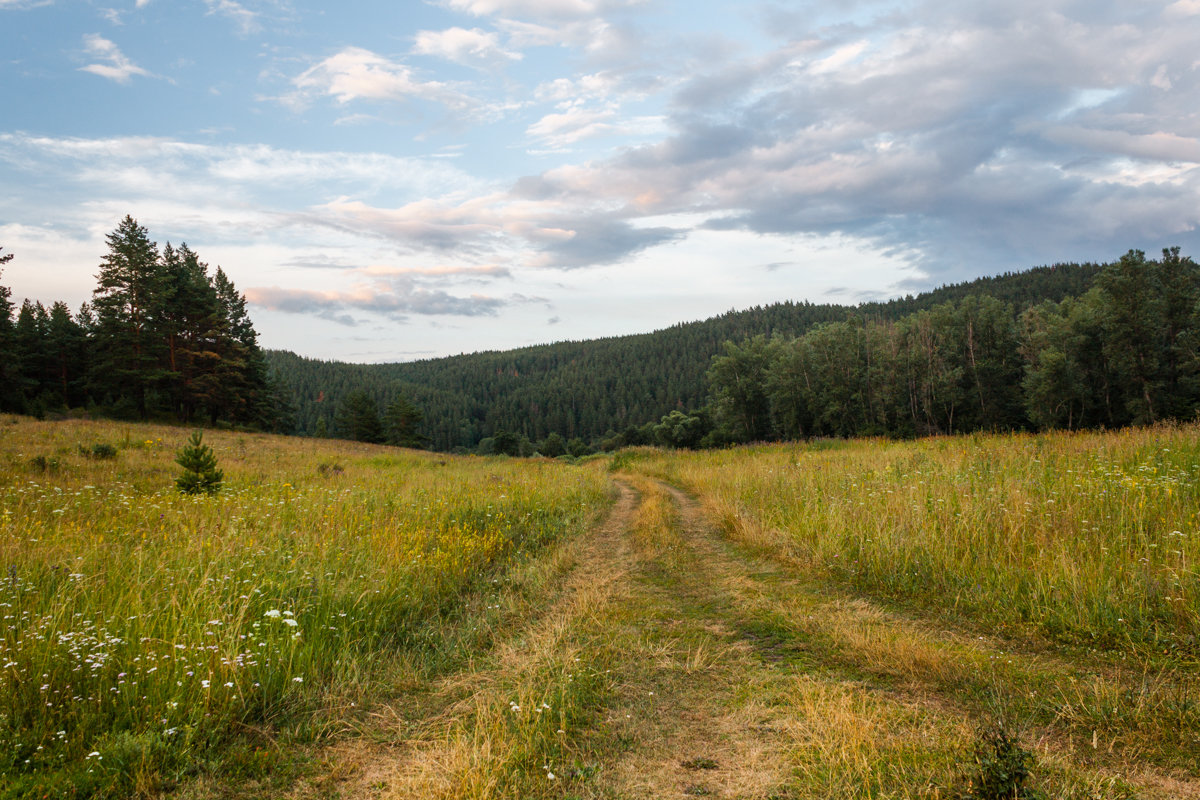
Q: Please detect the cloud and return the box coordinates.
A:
[485,0,1200,281]
[441,0,611,20]
[1165,0,1200,18]
[310,194,683,269]
[0,132,479,206]
[412,27,522,66]
[1042,126,1200,164]
[356,264,513,280]
[80,0,1191,292]
[245,280,507,322]
[288,47,477,113]
[78,34,152,83]
[202,0,258,35]
[526,106,617,147]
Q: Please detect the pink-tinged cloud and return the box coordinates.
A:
[291,48,476,112]
[413,27,522,66]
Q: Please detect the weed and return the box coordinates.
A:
[79,442,118,460]
[27,454,60,473]
[316,460,344,477]
[963,723,1045,800]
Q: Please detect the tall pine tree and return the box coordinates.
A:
[91,216,164,418]
[0,250,18,412]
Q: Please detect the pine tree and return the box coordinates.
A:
[46,301,87,408]
[13,300,49,412]
[175,431,223,495]
[0,260,18,412]
[383,393,426,448]
[208,267,271,425]
[1094,250,1165,424]
[159,243,222,422]
[91,215,164,418]
[335,389,383,443]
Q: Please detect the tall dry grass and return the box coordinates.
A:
[0,416,607,796]
[618,424,1200,655]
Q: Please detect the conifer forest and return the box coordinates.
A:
[3,219,1200,455]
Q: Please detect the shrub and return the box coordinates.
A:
[964,723,1045,799]
[79,442,118,459]
[28,454,60,473]
[175,431,223,495]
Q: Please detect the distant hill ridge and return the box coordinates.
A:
[266,261,1102,451]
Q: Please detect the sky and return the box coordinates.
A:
[2,0,1199,362]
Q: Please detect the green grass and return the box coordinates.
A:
[618,425,1200,656]
[0,416,608,797]
[5,415,1199,798]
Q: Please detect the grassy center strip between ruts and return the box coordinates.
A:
[298,481,640,800]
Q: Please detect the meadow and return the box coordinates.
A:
[616,425,1200,788]
[0,417,609,797]
[617,425,1200,656]
[2,416,1199,799]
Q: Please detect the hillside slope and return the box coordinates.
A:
[267,261,1100,450]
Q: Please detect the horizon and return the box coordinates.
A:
[266,257,1095,365]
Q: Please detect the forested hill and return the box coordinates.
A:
[267,261,1101,451]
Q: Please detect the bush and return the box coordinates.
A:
[175,431,223,495]
[316,461,344,477]
[28,454,60,473]
[963,723,1045,799]
[79,442,118,459]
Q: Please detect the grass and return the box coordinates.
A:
[4,415,1199,798]
[0,416,608,797]
[617,425,1200,656]
[615,425,1200,782]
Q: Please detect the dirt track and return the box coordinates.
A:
[295,475,1198,800]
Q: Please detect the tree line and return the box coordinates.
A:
[9,228,1178,454]
[0,217,293,430]
[697,248,1199,446]
[267,260,1101,452]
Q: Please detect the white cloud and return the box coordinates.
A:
[527,106,616,147]
[442,0,603,19]
[1165,0,1200,19]
[78,34,152,83]
[526,104,663,148]
[203,0,258,35]
[0,133,480,209]
[289,47,477,113]
[533,71,619,103]
[413,27,522,66]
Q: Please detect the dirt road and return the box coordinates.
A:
[299,475,1198,800]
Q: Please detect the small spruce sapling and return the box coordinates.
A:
[175,431,223,495]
